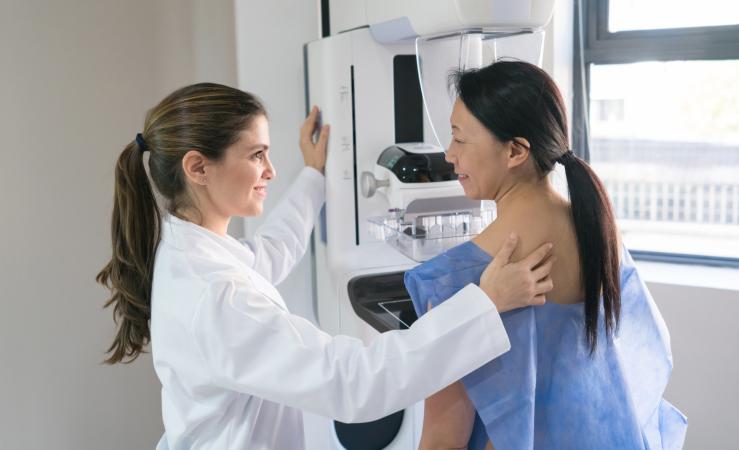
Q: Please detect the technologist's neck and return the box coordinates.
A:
[178,207,230,237]
[200,216,230,237]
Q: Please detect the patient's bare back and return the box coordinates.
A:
[473,197,585,305]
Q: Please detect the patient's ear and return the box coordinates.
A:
[506,137,530,169]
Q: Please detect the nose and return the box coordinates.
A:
[445,145,457,164]
[263,154,276,180]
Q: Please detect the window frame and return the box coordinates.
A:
[572,0,739,267]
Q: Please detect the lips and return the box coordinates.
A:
[254,185,267,197]
[456,173,469,181]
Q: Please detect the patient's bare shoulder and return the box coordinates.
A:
[473,202,584,304]
[471,216,516,259]
[472,208,559,264]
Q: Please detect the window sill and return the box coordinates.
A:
[634,258,739,292]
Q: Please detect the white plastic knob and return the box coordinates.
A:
[360,172,389,198]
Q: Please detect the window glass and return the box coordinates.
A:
[589,60,739,258]
[609,0,739,32]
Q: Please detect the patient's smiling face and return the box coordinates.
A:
[445,99,510,200]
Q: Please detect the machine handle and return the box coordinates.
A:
[361,171,390,198]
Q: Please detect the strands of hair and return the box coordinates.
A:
[96,83,266,364]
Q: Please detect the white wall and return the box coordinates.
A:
[0,0,237,448]
[651,279,739,449]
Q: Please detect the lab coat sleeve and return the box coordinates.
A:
[191,275,511,423]
[238,166,324,285]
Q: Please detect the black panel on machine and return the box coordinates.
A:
[334,410,404,450]
[347,271,419,333]
[376,145,458,183]
[393,55,424,143]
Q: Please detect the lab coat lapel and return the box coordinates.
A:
[214,233,290,312]
[165,215,290,313]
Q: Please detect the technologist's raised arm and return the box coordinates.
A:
[238,107,329,284]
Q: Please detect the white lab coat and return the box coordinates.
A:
[151,167,511,450]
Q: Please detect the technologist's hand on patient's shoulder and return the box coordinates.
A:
[480,233,555,313]
[300,105,330,173]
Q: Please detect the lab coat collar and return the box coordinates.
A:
[161,214,289,312]
[161,214,245,259]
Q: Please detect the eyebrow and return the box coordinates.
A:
[451,125,461,131]
[248,144,269,152]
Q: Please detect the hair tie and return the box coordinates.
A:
[556,150,574,165]
[135,133,149,153]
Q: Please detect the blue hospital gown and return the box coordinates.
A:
[405,241,687,450]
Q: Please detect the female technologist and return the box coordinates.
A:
[96,83,555,450]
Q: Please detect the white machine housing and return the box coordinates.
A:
[308,28,422,338]
[332,0,555,42]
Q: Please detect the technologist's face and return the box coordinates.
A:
[445,99,509,200]
[207,115,276,217]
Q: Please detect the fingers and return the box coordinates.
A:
[316,123,330,151]
[300,106,319,142]
[522,242,554,269]
[532,256,556,281]
[304,105,318,127]
[492,233,519,267]
[535,276,554,296]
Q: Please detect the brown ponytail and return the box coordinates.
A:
[96,140,160,364]
[97,83,266,363]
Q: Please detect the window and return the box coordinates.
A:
[573,0,739,266]
[609,0,739,31]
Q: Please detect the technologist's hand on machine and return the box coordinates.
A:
[480,234,555,313]
[300,105,330,173]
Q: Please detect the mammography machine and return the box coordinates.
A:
[305,1,555,448]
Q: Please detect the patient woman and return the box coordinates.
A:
[404,61,687,450]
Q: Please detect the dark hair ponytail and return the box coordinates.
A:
[453,61,620,354]
[96,140,160,364]
[558,152,620,352]
[97,83,266,363]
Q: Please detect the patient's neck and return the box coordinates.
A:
[494,178,562,218]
